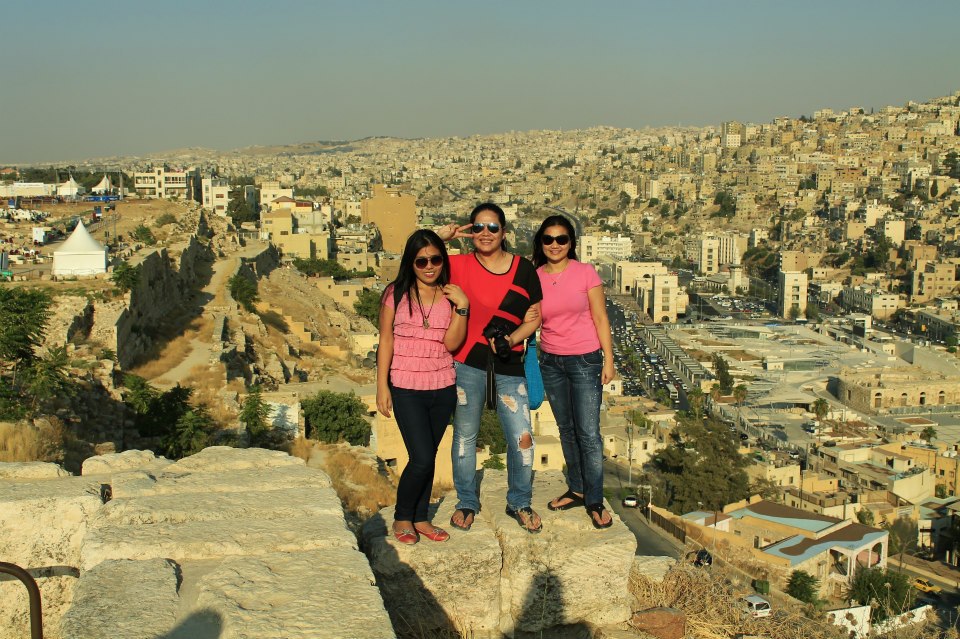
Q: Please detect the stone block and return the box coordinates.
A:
[632,556,676,583]
[484,470,637,634]
[363,502,502,637]
[60,559,180,639]
[191,549,395,639]
[81,513,356,570]
[0,461,70,480]
[110,463,332,499]
[629,607,686,639]
[80,449,169,476]
[162,445,301,473]
[0,477,103,639]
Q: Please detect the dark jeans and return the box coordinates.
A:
[391,384,456,523]
[539,349,604,506]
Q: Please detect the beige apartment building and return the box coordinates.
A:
[361,185,417,253]
[778,270,807,318]
[838,286,903,320]
[911,260,958,303]
[133,166,197,199]
[580,234,634,263]
[615,261,668,296]
[259,180,294,211]
[835,368,960,414]
[201,177,230,216]
[637,272,679,323]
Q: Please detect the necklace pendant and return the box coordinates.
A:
[423,319,430,329]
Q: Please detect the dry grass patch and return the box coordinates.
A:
[630,563,946,639]
[288,436,316,461]
[318,446,396,518]
[0,419,66,463]
[130,314,214,380]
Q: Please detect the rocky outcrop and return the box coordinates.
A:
[0,447,394,639]
[362,470,638,638]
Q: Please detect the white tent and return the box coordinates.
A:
[57,176,85,198]
[90,174,114,194]
[52,220,107,276]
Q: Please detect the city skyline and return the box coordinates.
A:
[4,0,959,164]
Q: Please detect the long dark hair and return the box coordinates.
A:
[469,202,509,251]
[381,229,450,315]
[532,214,578,267]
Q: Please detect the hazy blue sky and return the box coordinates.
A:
[4,0,959,164]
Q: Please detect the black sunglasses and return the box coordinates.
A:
[414,255,444,269]
[542,234,570,246]
[471,222,502,234]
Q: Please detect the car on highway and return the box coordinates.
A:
[622,495,639,508]
[912,577,942,594]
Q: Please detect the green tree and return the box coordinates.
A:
[651,414,750,514]
[121,376,194,439]
[885,516,918,567]
[812,398,829,424]
[482,454,506,470]
[154,213,177,227]
[164,407,214,459]
[354,288,381,324]
[111,262,142,293]
[229,274,259,312]
[920,425,937,442]
[712,354,733,394]
[856,508,876,526]
[805,303,820,322]
[785,569,820,604]
[788,304,801,322]
[23,346,74,412]
[0,288,51,379]
[849,567,914,622]
[227,188,256,225]
[301,390,371,445]
[477,408,506,454]
[131,224,157,245]
[240,385,271,446]
[687,387,705,420]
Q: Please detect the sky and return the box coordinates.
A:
[4,0,960,164]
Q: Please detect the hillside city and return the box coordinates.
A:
[3,89,960,638]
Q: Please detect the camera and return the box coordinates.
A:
[483,319,513,362]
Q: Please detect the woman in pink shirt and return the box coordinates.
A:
[376,230,469,544]
[533,215,616,529]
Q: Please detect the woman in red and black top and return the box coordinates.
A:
[438,203,543,533]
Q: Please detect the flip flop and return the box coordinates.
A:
[450,508,475,531]
[586,503,613,529]
[548,490,585,511]
[506,506,542,534]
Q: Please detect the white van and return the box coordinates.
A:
[742,595,771,618]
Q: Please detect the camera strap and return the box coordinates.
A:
[485,351,497,410]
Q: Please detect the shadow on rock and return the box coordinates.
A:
[512,567,592,639]
[362,502,460,639]
[160,609,224,639]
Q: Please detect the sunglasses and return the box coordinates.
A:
[414,255,444,269]
[471,222,502,234]
[542,234,570,246]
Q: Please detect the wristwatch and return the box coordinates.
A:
[455,307,469,317]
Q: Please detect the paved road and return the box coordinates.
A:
[604,460,681,558]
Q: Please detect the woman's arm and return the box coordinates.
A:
[376,299,396,417]
[507,302,542,348]
[441,284,469,352]
[587,286,616,384]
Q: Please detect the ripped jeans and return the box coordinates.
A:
[451,361,534,513]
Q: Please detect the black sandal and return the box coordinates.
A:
[547,490,585,511]
[450,508,475,531]
[506,506,543,534]
[586,503,613,529]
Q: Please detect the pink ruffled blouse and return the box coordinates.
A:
[389,292,455,390]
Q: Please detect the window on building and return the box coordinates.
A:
[540,455,548,465]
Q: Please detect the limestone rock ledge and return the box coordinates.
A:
[362,470,639,638]
[0,447,395,639]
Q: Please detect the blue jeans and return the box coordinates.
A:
[539,349,604,506]
[451,361,534,513]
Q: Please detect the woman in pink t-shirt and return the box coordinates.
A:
[533,215,616,529]
[376,230,469,545]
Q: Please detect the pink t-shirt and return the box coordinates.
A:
[537,260,603,356]
[386,289,456,390]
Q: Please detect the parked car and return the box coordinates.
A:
[622,495,639,508]
[912,577,942,594]
[742,595,771,618]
